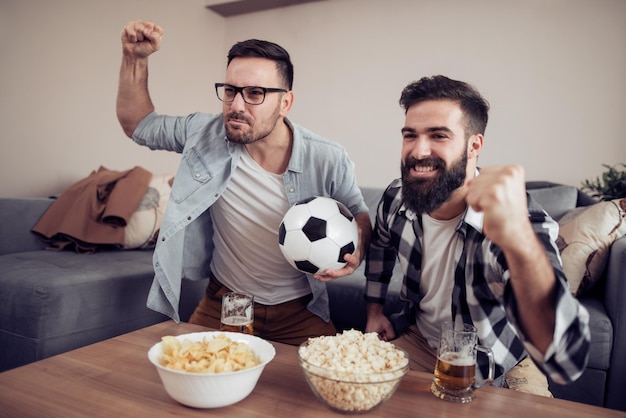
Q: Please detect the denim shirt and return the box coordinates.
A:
[132,112,368,322]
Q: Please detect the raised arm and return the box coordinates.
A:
[116,20,163,138]
[466,165,557,354]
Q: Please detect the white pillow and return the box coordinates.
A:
[124,174,173,249]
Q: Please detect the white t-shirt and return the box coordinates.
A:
[416,212,464,347]
[210,148,310,305]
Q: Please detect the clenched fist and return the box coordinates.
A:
[466,165,533,252]
[120,20,164,59]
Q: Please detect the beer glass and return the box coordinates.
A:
[220,292,254,335]
[431,322,494,403]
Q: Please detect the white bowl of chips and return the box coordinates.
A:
[297,330,409,414]
[148,331,275,408]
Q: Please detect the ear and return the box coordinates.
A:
[279,91,294,117]
[468,134,484,159]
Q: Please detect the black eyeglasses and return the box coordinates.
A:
[215,83,288,105]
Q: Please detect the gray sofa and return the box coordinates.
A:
[1,183,624,412]
[327,183,626,412]
[0,197,209,373]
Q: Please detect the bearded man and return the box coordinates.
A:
[364,75,590,396]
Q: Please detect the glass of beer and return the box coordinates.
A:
[431,321,494,403]
[220,292,254,335]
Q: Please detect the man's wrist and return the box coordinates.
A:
[366,302,385,316]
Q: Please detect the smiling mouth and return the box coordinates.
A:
[412,165,436,173]
[409,163,440,178]
[403,155,444,179]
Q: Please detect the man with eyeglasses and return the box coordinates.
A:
[116,20,371,345]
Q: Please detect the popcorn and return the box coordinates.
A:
[298,330,409,412]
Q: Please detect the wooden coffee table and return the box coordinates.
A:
[0,321,622,417]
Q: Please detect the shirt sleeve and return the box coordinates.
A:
[365,184,401,304]
[505,195,591,384]
[132,112,216,153]
[332,150,370,218]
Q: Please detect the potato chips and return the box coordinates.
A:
[159,334,260,373]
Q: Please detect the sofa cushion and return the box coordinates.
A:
[359,187,384,225]
[577,296,613,370]
[0,198,52,256]
[0,249,166,371]
[328,262,405,332]
[557,198,626,295]
[527,185,578,221]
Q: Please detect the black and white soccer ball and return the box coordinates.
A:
[278,196,359,274]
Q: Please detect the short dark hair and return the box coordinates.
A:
[399,75,490,136]
[227,39,294,90]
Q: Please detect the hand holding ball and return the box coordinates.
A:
[278,197,359,274]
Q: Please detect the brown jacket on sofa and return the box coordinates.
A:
[32,166,151,253]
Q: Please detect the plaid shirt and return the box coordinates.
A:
[365,178,590,386]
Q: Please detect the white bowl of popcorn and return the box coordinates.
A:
[147,331,275,408]
[297,330,409,414]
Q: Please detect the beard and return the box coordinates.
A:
[401,152,468,215]
[224,106,282,145]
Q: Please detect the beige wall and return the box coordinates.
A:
[0,0,224,197]
[1,0,625,198]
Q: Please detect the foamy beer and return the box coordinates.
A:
[220,292,254,335]
[431,322,494,403]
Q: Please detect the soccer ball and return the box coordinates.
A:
[278,196,359,274]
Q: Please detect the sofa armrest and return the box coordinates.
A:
[604,234,626,410]
[0,198,53,256]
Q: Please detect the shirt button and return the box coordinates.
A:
[195,173,201,178]
[187,216,192,221]
[289,188,294,193]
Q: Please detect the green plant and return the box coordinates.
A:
[582,163,626,201]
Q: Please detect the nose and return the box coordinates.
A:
[228,91,247,112]
[406,137,431,160]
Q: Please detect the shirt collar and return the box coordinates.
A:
[464,205,484,233]
[283,118,304,173]
[463,168,483,232]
